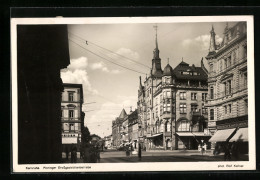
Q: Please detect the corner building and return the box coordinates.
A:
[61,83,84,152]
[206,22,248,153]
[137,28,209,150]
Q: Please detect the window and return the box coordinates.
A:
[224,105,227,114]
[69,110,74,118]
[180,103,187,114]
[166,91,171,98]
[166,77,171,84]
[224,59,227,69]
[191,105,198,112]
[163,104,166,112]
[227,56,231,67]
[202,107,208,114]
[191,93,197,100]
[202,93,208,101]
[163,91,166,98]
[210,109,214,120]
[180,92,186,100]
[167,103,171,112]
[244,45,247,58]
[178,120,190,131]
[61,109,63,117]
[244,99,248,114]
[233,51,236,62]
[69,123,75,132]
[165,121,171,132]
[229,104,232,113]
[210,87,214,99]
[224,80,232,95]
[160,122,164,133]
[220,60,223,71]
[68,92,74,101]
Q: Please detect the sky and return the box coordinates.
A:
[60,21,236,138]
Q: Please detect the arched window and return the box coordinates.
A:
[177,120,190,132]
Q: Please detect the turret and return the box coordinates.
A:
[151,25,163,77]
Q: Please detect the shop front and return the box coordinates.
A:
[176,132,211,150]
[147,133,163,150]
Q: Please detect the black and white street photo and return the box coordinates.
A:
[11,16,255,172]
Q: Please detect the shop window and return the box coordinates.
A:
[180,103,187,114]
[180,92,186,100]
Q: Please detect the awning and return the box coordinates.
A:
[229,128,248,142]
[209,128,236,142]
[176,132,211,137]
[147,133,163,138]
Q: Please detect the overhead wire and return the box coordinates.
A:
[69,37,147,75]
[68,31,151,69]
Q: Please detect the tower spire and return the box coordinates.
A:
[153,24,160,59]
[209,24,216,52]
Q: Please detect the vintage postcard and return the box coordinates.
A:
[11,16,255,172]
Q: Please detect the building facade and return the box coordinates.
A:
[18,25,70,164]
[206,22,248,152]
[136,27,210,150]
[112,109,127,147]
[61,83,84,152]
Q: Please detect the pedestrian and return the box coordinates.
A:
[224,143,231,161]
[65,146,69,160]
[231,141,239,161]
[96,145,101,163]
[138,143,142,161]
[126,145,131,157]
[71,146,77,163]
[90,144,97,163]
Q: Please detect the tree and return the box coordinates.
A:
[81,126,91,146]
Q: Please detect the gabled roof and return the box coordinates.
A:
[163,64,173,76]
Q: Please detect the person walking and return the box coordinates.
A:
[71,146,77,163]
[138,143,142,161]
[224,143,231,161]
[231,141,239,161]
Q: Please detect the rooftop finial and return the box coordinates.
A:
[167,58,169,64]
[182,57,183,62]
